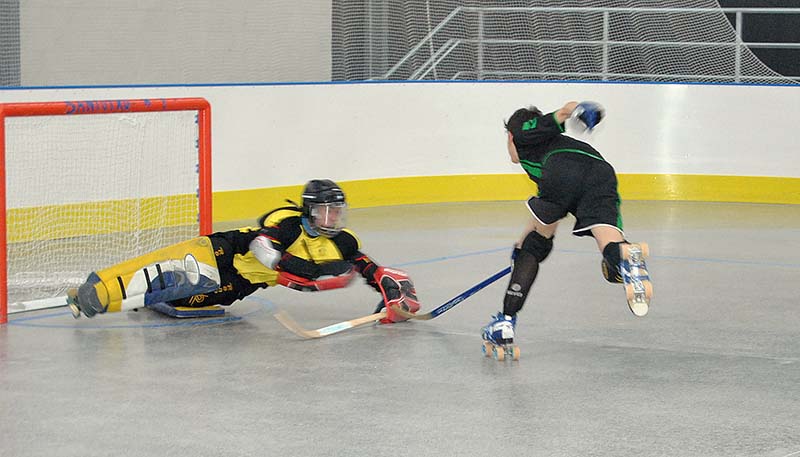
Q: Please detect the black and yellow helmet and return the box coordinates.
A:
[301,179,347,237]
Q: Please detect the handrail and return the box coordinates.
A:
[380,7,463,80]
[410,39,461,80]
[381,6,800,82]
[460,6,800,14]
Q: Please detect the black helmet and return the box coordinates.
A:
[301,179,347,237]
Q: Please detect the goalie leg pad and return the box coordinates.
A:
[92,237,221,313]
[76,273,109,317]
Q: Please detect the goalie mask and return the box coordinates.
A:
[301,179,347,237]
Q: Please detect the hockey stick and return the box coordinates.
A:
[391,266,511,320]
[273,308,386,339]
[246,295,387,339]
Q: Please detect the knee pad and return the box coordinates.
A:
[520,231,553,262]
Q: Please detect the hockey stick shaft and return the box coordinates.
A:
[273,309,387,339]
[393,266,511,320]
[246,295,387,339]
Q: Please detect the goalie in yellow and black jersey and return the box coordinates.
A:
[68,179,419,323]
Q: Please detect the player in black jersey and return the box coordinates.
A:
[482,101,650,348]
[68,179,419,323]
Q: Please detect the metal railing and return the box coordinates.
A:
[380,6,800,83]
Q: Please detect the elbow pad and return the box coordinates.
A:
[249,235,281,269]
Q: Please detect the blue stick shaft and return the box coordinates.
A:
[429,266,511,318]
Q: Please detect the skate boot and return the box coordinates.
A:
[601,258,623,284]
[619,243,652,317]
[481,312,520,361]
[66,273,109,318]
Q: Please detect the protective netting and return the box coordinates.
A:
[334,0,796,84]
[4,110,202,308]
[0,0,20,86]
[0,0,795,86]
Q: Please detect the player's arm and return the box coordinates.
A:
[331,230,380,289]
[250,218,331,279]
[252,237,351,281]
[250,231,355,292]
[555,101,580,124]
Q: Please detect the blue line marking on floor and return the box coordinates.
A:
[8,243,796,327]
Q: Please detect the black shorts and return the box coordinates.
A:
[526,153,624,237]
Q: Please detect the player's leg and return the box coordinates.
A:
[482,206,559,346]
[592,226,627,284]
[571,160,629,283]
[505,218,557,318]
[71,237,222,318]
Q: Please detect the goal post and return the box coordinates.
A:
[0,97,212,324]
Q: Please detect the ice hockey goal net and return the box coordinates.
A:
[0,97,212,323]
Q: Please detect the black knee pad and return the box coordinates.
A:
[520,231,553,262]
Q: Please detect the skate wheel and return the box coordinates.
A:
[639,242,650,258]
[625,284,635,301]
[511,346,521,361]
[644,281,654,300]
[493,346,505,361]
[482,341,493,357]
[66,288,80,319]
[68,303,81,319]
[620,243,632,260]
[630,301,649,317]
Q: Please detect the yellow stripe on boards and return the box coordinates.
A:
[214,174,799,222]
[9,174,798,241]
[7,195,198,243]
[212,185,305,224]
[617,174,800,205]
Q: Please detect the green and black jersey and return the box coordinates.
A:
[510,111,606,184]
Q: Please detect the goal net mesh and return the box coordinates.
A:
[4,110,203,309]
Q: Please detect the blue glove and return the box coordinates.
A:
[574,101,605,130]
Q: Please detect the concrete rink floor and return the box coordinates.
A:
[2,200,799,457]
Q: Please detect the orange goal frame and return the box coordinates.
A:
[0,97,212,324]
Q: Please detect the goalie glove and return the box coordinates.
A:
[572,101,605,131]
[371,267,420,323]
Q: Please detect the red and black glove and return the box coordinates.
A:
[370,266,420,323]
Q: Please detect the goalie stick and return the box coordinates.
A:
[391,266,511,320]
[272,308,387,339]
[246,294,388,339]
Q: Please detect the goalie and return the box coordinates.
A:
[67,179,419,323]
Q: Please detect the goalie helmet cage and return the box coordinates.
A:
[0,97,212,324]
